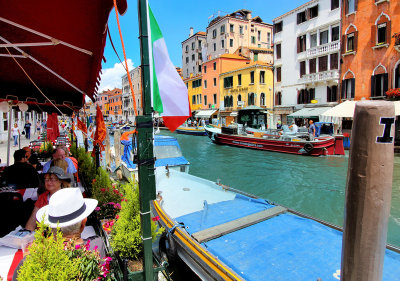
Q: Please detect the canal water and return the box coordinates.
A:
[159,130,400,248]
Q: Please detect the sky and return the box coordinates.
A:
[99,0,309,92]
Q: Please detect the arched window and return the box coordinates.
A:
[371,64,388,97]
[342,70,355,99]
[373,13,391,47]
[238,94,242,101]
[229,96,234,107]
[344,24,358,53]
[275,92,282,106]
[260,93,265,106]
[248,93,255,106]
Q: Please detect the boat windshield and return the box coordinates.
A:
[154,145,183,159]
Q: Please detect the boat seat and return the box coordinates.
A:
[192,206,287,243]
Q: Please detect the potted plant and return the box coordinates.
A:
[386,88,400,100]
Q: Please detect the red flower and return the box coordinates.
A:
[92,179,96,183]
[152,216,160,222]
[100,188,105,192]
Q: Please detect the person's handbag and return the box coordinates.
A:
[21,131,25,135]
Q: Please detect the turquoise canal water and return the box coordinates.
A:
[159,130,400,248]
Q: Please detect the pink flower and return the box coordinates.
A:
[114,203,121,209]
[95,207,100,211]
[94,245,98,251]
[108,202,115,205]
[105,257,112,262]
[115,215,120,220]
[152,216,160,222]
[75,244,81,249]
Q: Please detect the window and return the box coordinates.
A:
[297,11,307,24]
[258,31,261,41]
[309,58,316,74]
[248,93,255,106]
[186,57,189,63]
[347,0,355,14]
[185,45,188,52]
[198,53,202,60]
[213,62,216,70]
[213,94,217,104]
[267,33,271,43]
[331,0,339,10]
[371,73,388,97]
[192,42,195,50]
[204,80,207,89]
[260,71,265,84]
[192,95,196,104]
[330,53,338,70]
[192,79,202,88]
[297,89,315,104]
[239,25,244,35]
[274,22,282,33]
[300,61,306,77]
[238,74,242,86]
[297,35,306,53]
[198,40,202,49]
[230,24,234,33]
[204,95,207,105]
[251,36,256,44]
[213,78,217,86]
[332,26,340,42]
[341,78,355,99]
[250,71,255,84]
[276,67,281,82]
[254,53,258,61]
[221,40,225,48]
[230,39,234,47]
[220,25,225,34]
[377,23,387,45]
[213,43,216,51]
[260,93,265,106]
[310,33,317,48]
[192,54,195,61]
[308,5,318,19]
[275,92,282,106]
[212,29,217,38]
[224,76,233,88]
[204,65,207,73]
[327,85,338,102]
[318,56,328,72]
[346,33,356,52]
[320,30,328,45]
[198,65,201,72]
[276,43,281,59]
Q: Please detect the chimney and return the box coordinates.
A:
[247,12,252,20]
[189,27,194,37]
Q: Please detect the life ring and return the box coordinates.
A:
[304,143,314,153]
[158,232,177,264]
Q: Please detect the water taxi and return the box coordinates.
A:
[175,126,207,136]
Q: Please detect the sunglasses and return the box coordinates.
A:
[44,177,59,182]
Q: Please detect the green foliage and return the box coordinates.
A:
[111,181,163,260]
[76,147,96,187]
[17,221,79,281]
[92,168,123,219]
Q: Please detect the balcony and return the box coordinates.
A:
[300,69,339,83]
[307,41,339,58]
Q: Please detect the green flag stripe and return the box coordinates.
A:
[149,5,163,113]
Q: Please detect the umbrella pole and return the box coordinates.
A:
[6,108,12,166]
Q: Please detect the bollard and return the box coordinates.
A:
[341,101,395,281]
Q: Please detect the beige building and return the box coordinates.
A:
[181,29,206,78]
[121,66,142,122]
[206,10,273,62]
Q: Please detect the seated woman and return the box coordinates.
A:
[50,159,74,186]
[25,166,71,231]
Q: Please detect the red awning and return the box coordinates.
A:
[0,0,127,114]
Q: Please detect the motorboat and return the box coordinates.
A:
[175,126,207,136]
[153,169,400,280]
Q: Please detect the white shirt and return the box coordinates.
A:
[291,124,298,134]
[12,127,19,136]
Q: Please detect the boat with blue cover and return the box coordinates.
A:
[119,135,190,180]
[153,169,400,281]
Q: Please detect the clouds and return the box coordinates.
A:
[98,59,134,92]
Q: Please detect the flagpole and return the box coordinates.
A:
[137,0,156,280]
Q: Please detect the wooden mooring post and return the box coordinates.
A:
[341,101,395,281]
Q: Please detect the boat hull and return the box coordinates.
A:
[175,127,207,136]
[208,132,343,156]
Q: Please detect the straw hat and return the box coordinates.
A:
[36,188,98,228]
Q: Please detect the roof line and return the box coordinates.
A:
[273,0,319,22]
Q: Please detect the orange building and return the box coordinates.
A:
[201,54,250,110]
[106,88,122,121]
[340,0,400,101]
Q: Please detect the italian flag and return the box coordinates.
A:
[148,5,190,132]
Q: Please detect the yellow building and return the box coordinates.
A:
[219,63,273,125]
[183,74,203,112]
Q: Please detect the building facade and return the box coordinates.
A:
[201,54,250,111]
[206,10,273,61]
[106,88,122,122]
[340,0,400,101]
[181,29,206,79]
[273,0,341,124]
[184,74,203,113]
[121,66,142,122]
[220,63,274,126]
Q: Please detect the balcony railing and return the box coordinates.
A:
[307,41,339,57]
[300,69,339,83]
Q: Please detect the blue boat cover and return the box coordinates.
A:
[176,195,400,281]
[121,135,189,169]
